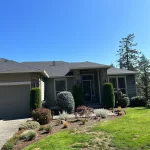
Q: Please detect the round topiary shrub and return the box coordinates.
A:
[102,83,115,109]
[32,108,52,125]
[30,88,41,111]
[57,91,75,113]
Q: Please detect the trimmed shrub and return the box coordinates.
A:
[72,85,84,107]
[32,108,52,125]
[94,109,109,119]
[102,83,115,108]
[30,88,41,111]
[115,91,130,108]
[19,121,40,130]
[130,96,146,107]
[76,105,94,119]
[20,130,37,141]
[146,100,150,109]
[57,91,75,113]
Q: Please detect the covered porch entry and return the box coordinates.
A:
[73,69,108,107]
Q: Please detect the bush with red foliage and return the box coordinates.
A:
[76,105,94,119]
[32,108,52,125]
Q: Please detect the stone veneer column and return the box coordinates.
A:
[73,70,81,86]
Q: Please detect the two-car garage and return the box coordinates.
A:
[0,83,31,119]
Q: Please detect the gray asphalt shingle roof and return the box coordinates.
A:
[107,67,137,75]
[0,58,136,77]
[0,58,48,77]
[22,61,110,77]
[23,61,137,77]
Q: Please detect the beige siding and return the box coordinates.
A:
[40,78,45,101]
[0,73,31,83]
[0,84,30,119]
[46,77,74,108]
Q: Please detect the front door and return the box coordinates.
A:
[82,80,92,102]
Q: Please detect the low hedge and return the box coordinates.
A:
[130,96,146,107]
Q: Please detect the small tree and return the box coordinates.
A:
[30,88,41,111]
[102,83,115,108]
[72,85,84,107]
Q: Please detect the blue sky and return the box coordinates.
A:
[0,0,150,65]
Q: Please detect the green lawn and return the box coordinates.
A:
[24,108,150,150]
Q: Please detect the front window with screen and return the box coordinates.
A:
[55,79,67,97]
[109,77,126,94]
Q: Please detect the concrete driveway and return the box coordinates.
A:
[0,119,29,149]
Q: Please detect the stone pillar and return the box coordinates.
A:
[73,70,81,86]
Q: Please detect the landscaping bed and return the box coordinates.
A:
[3,113,118,150]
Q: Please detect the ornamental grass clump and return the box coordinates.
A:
[59,111,68,121]
[94,109,109,119]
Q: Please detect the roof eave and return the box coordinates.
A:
[70,66,111,70]
[108,72,138,76]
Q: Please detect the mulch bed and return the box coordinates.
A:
[13,115,119,150]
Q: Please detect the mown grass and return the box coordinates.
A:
[24,108,150,150]
[92,107,150,150]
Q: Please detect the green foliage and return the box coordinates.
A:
[91,108,150,149]
[115,91,130,108]
[57,91,75,113]
[20,130,37,141]
[2,135,19,150]
[137,54,150,100]
[30,88,41,111]
[146,100,150,109]
[102,83,115,108]
[32,108,52,125]
[45,125,52,133]
[117,33,140,70]
[130,96,146,107]
[19,121,40,130]
[72,85,84,107]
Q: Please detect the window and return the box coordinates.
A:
[108,76,126,94]
[55,79,67,97]
[109,77,117,90]
[81,75,95,96]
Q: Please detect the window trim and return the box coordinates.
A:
[81,74,95,96]
[54,78,67,99]
[108,76,128,95]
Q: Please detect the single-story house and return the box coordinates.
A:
[0,58,137,119]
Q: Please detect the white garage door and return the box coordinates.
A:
[0,84,30,119]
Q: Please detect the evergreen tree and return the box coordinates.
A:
[137,54,150,100]
[117,34,140,71]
